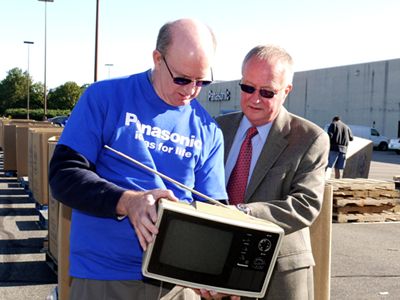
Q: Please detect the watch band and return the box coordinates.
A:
[236,203,250,215]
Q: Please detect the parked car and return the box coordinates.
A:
[48,115,69,127]
[389,138,400,154]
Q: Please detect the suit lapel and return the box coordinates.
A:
[245,108,290,202]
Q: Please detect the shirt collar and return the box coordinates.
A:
[239,116,272,142]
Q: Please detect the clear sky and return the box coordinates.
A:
[1,0,399,89]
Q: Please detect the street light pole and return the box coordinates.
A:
[24,41,34,120]
[105,63,113,79]
[94,0,100,82]
[38,0,53,120]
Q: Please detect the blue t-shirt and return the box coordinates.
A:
[59,70,227,280]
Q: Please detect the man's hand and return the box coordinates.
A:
[195,288,241,300]
[116,189,178,250]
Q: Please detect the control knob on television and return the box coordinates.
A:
[258,238,272,252]
[252,257,267,270]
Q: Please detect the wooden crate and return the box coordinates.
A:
[326,178,400,223]
[333,211,400,223]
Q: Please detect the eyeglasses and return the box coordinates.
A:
[239,83,277,99]
[163,57,213,87]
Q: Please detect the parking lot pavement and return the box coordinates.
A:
[0,174,56,300]
[330,150,400,300]
[331,222,400,300]
[368,150,400,181]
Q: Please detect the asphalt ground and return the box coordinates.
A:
[0,150,399,300]
[330,150,400,300]
[0,154,57,300]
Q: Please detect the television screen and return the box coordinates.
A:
[159,219,233,275]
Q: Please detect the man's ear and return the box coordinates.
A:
[152,49,162,68]
[284,84,293,96]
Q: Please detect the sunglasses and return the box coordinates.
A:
[163,57,213,87]
[239,83,276,99]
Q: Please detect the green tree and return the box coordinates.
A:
[29,82,45,109]
[0,68,27,113]
[0,67,44,114]
[47,81,84,110]
[13,81,45,110]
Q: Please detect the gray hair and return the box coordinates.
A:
[242,45,294,84]
[155,21,173,56]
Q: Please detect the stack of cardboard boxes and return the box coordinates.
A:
[0,118,71,299]
[28,127,63,206]
[48,136,71,300]
[2,119,51,173]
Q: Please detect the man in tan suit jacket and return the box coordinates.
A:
[216,45,329,300]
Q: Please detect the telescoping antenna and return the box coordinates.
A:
[104,145,228,208]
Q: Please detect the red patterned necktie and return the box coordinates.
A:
[227,127,258,205]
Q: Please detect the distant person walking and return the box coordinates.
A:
[326,116,353,179]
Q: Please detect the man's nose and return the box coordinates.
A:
[182,82,198,94]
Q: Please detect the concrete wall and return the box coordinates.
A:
[198,58,400,138]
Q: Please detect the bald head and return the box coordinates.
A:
[156,19,216,62]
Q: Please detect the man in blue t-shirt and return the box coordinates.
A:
[49,18,232,300]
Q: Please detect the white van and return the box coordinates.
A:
[347,125,389,151]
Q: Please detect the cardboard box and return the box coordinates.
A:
[3,124,17,171]
[28,128,63,205]
[16,123,56,177]
[48,136,61,262]
[3,120,53,172]
[58,203,72,300]
[4,122,36,171]
[0,118,42,151]
[0,118,11,150]
[310,184,333,300]
[47,136,72,300]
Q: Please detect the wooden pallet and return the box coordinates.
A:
[335,204,395,214]
[327,178,396,190]
[334,197,399,207]
[333,190,399,199]
[327,178,400,222]
[333,211,400,223]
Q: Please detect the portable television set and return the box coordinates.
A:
[142,199,284,298]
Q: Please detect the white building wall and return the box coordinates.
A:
[198,58,400,138]
[199,80,241,117]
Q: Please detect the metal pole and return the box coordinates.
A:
[44,1,47,118]
[94,0,99,82]
[105,63,113,79]
[38,0,53,120]
[24,41,34,119]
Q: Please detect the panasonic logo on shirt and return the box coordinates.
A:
[125,112,203,150]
